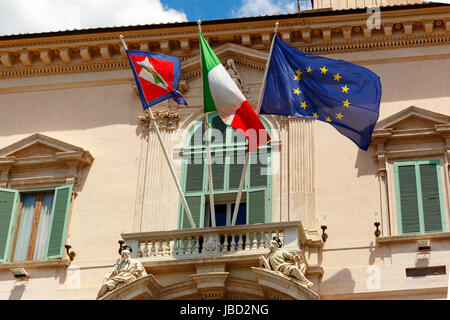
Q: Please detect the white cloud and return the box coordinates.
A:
[232,0,298,18]
[0,0,187,36]
[431,0,450,3]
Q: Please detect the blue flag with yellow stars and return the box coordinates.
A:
[260,37,382,150]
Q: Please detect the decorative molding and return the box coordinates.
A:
[1,7,449,79]
[0,133,94,191]
[138,109,181,131]
[372,106,450,237]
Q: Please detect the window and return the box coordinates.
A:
[372,106,450,237]
[179,113,271,229]
[0,185,73,262]
[394,160,446,235]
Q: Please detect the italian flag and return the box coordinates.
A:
[199,32,270,152]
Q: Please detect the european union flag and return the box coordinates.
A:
[260,37,382,150]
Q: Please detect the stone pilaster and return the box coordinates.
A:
[287,118,315,227]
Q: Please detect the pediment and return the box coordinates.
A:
[372,106,450,142]
[374,106,450,131]
[182,42,268,81]
[0,133,93,166]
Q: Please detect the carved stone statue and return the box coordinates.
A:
[225,58,247,93]
[96,247,147,299]
[259,237,313,289]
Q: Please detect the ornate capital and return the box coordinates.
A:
[139,109,181,131]
[376,153,387,177]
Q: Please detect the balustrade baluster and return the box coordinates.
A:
[259,232,264,249]
[138,242,144,258]
[245,232,250,250]
[143,241,149,257]
[252,233,258,250]
[237,234,243,251]
[171,239,177,256]
[150,241,156,257]
[231,233,236,251]
[194,236,200,254]
[187,237,193,255]
[179,238,185,255]
[158,240,163,256]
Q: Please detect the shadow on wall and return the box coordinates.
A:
[354,146,377,178]
[8,282,27,300]
[319,268,356,298]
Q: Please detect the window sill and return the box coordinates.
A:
[376,232,450,245]
[0,259,71,271]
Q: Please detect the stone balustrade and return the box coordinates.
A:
[121,221,307,260]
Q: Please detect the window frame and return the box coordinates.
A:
[0,185,73,263]
[394,159,447,235]
[178,113,272,229]
[10,190,55,262]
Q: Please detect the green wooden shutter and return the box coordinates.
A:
[250,150,268,188]
[420,163,444,233]
[181,196,203,229]
[0,188,19,262]
[229,151,245,189]
[190,122,205,147]
[46,185,73,259]
[248,190,266,225]
[211,152,225,191]
[185,153,204,192]
[397,165,420,234]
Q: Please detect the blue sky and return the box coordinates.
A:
[0,0,308,36]
[162,0,311,21]
[0,0,446,36]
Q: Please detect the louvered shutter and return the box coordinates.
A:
[46,185,73,259]
[250,150,268,187]
[397,165,420,234]
[248,190,266,225]
[0,188,19,262]
[185,153,204,192]
[211,152,225,191]
[190,122,205,146]
[420,163,443,233]
[229,150,245,189]
[181,196,203,229]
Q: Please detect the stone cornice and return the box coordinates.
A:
[0,6,449,79]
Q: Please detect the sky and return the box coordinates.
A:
[0,0,309,36]
[0,0,448,37]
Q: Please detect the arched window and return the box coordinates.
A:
[179,113,272,229]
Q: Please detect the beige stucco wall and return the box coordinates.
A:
[0,5,449,299]
[315,52,450,299]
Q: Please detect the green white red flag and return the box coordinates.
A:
[199,32,270,152]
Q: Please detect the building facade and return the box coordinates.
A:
[0,1,449,300]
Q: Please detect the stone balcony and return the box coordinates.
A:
[117,221,323,300]
[121,221,323,275]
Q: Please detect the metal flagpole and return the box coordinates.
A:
[230,22,279,226]
[198,21,217,227]
[120,35,197,229]
[204,113,217,227]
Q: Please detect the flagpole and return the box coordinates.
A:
[198,21,217,227]
[230,22,278,226]
[120,35,197,229]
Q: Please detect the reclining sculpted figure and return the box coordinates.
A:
[96,246,147,299]
[258,237,313,289]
